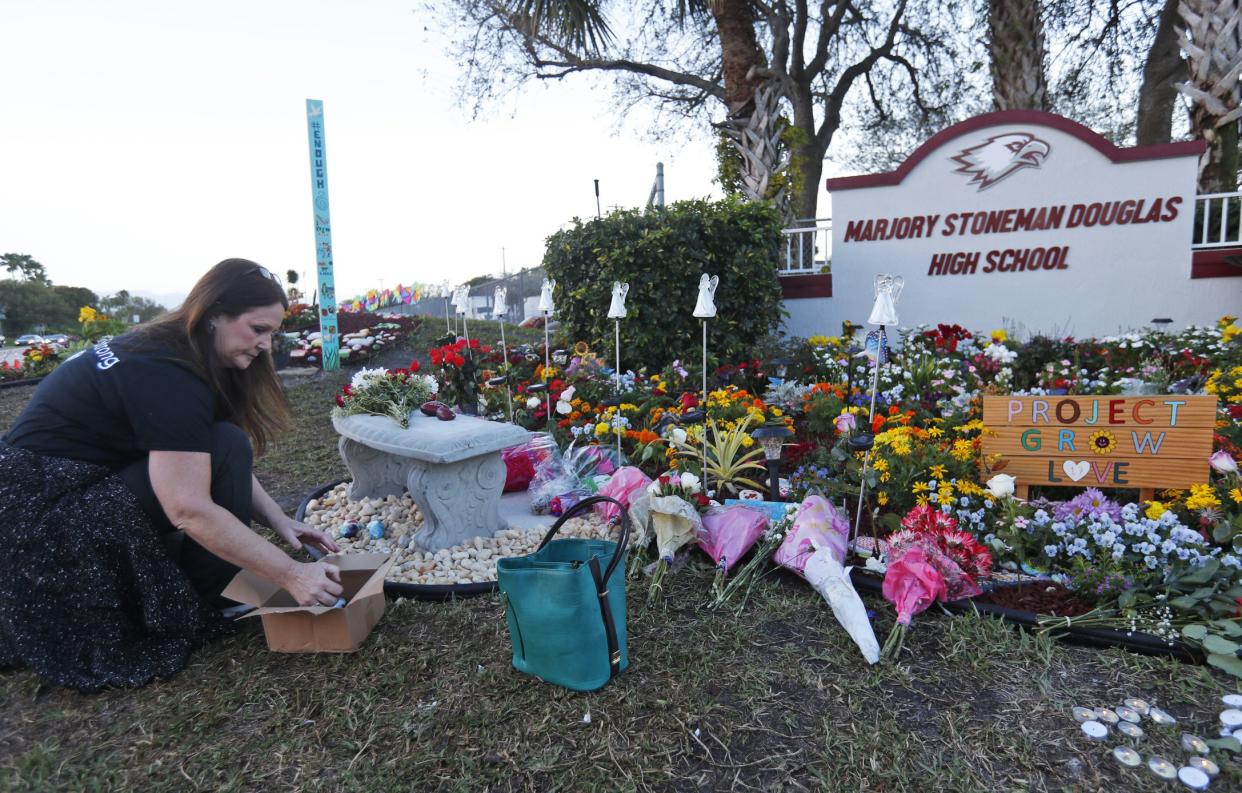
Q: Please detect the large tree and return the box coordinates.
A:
[1177,0,1242,192]
[0,253,49,285]
[988,0,1050,110]
[439,0,956,221]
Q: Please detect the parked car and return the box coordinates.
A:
[44,333,70,349]
[15,334,45,347]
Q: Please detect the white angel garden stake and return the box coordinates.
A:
[692,274,719,494]
[440,281,453,332]
[607,282,630,455]
[693,273,719,318]
[493,286,513,421]
[538,278,556,419]
[452,285,472,346]
[607,281,629,319]
[854,273,904,541]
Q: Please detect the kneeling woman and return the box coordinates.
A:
[0,259,341,690]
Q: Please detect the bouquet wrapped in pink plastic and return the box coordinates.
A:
[594,466,652,522]
[879,506,992,658]
[774,496,879,664]
[697,505,769,575]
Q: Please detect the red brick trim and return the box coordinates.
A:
[779,273,832,299]
[1192,247,1242,278]
[827,111,1207,192]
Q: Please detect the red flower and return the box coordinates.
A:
[408,360,421,373]
[335,394,346,407]
[450,353,465,367]
[694,493,711,508]
[680,392,699,409]
[469,338,480,349]
[430,349,442,365]
[342,384,353,396]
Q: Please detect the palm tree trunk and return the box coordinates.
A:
[988,0,1050,111]
[1137,0,1184,144]
[1178,0,1242,192]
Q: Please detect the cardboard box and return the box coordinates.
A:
[221,552,395,653]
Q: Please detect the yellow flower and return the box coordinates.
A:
[929,464,948,479]
[879,471,891,482]
[951,440,974,461]
[78,306,97,323]
[915,495,929,507]
[872,457,889,472]
[1185,483,1222,511]
[594,422,610,438]
[1231,488,1242,503]
[927,426,944,438]
[990,328,1008,343]
[877,492,889,506]
[808,335,832,346]
[620,403,638,413]
[1145,501,1168,520]
[1224,325,1241,343]
[771,407,783,417]
[911,481,930,494]
[740,433,755,447]
[1088,430,1117,456]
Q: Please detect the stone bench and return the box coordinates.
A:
[332,413,530,552]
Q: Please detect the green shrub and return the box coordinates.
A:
[542,198,784,371]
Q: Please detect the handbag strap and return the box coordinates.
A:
[536,495,630,581]
[588,554,622,679]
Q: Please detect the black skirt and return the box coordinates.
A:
[0,442,232,691]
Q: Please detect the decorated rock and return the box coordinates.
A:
[367,519,385,539]
[420,400,442,416]
[435,404,456,421]
[340,521,361,539]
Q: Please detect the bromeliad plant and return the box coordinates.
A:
[333,363,438,428]
[670,415,768,499]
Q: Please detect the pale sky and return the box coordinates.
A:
[1,0,835,309]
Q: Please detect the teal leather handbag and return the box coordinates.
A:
[497,495,630,691]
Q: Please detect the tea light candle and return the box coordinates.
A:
[1116,706,1141,723]
[1071,706,1095,723]
[1112,746,1141,768]
[1181,733,1209,754]
[1095,708,1120,725]
[1187,756,1219,778]
[1221,694,1242,709]
[1081,720,1109,740]
[1177,765,1210,790]
[1219,708,1242,730]
[1125,697,1151,715]
[1117,721,1144,739]
[1147,756,1177,780]
[1149,707,1177,725]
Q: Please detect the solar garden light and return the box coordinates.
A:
[751,423,793,502]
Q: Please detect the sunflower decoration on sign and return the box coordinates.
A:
[1088,429,1117,455]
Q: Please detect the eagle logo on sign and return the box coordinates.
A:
[950,132,1050,190]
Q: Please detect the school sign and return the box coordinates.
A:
[783,110,1240,338]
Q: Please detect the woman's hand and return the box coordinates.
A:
[282,560,343,606]
[273,516,340,556]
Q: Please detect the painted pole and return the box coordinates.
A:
[305,99,340,370]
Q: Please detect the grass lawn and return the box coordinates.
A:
[1,320,1239,792]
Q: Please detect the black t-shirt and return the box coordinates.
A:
[4,334,217,468]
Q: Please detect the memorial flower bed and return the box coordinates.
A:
[283,304,422,368]
[318,314,1242,676]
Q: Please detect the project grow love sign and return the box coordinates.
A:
[981,395,1217,495]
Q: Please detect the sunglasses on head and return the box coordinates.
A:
[247,265,282,285]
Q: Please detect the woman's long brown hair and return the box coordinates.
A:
[129,258,290,454]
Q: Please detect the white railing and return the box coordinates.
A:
[1194,191,1242,248]
[779,219,831,275]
